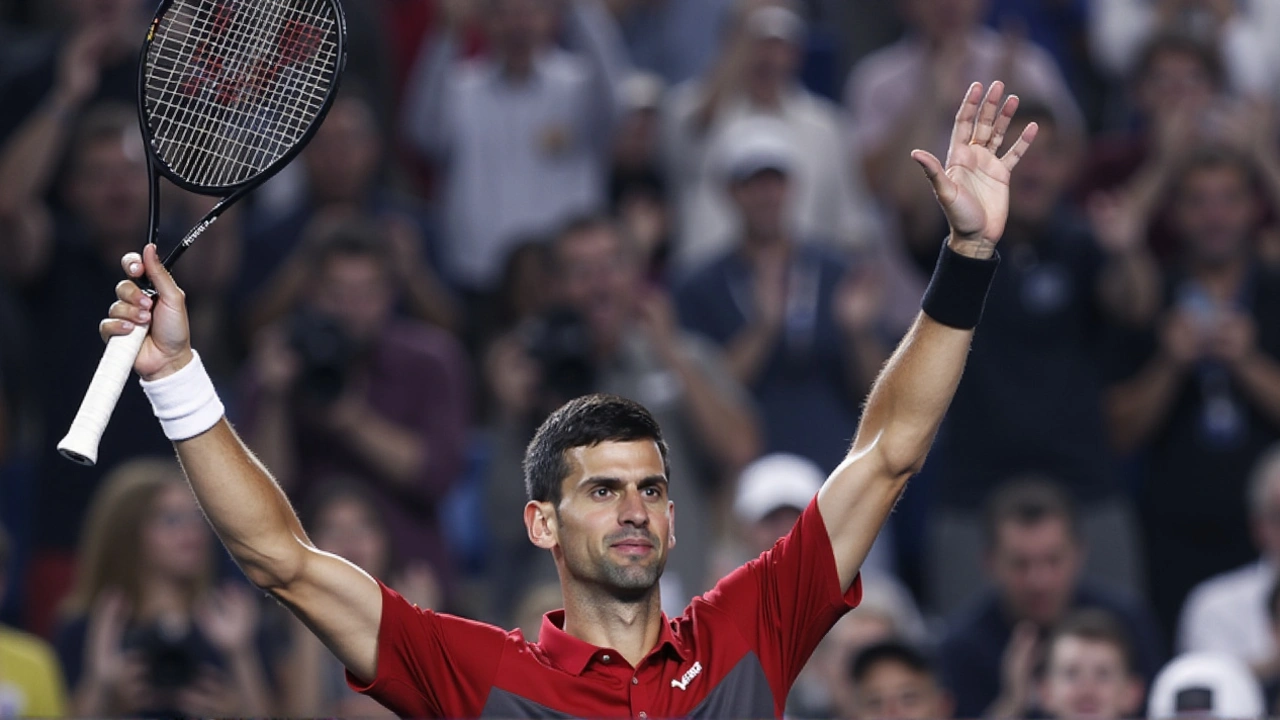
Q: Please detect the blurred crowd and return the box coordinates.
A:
[2,0,1280,717]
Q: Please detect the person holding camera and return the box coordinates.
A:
[240,221,471,604]
[482,215,761,621]
[53,458,271,718]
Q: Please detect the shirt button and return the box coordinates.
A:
[632,677,639,685]
[602,655,611,663]
[639,713,647,719]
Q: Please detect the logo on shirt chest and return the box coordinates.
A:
[671,661,703,691]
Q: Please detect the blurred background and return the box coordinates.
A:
[2,0,1280,717]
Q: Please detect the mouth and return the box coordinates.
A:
[610,538,655,555]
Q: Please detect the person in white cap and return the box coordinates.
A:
[1149,652,1266,718]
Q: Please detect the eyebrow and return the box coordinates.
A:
[578,475,668,489]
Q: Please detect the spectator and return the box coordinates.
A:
[483,215,761,618]
[1178,445,1280,676]
[402,0,628,300]
[938,478,1164,719]
[845,0,1082,269]
[611,71,672,276]
[606,0,735,85]
[241,223,470,603]
[276,480,440,718]
[54,458,272,717]
[240,84,458,338]
[0,522,67,717]
[1148,652,1265,719]
[0,104,172,638]
[925,101,1159,614]
[662,0,880,273]
[846,641,954,720]
[1040,609,1145,720]
[675,124,891,479]
[1088,0,1280,98]
[1106,147,1280,640]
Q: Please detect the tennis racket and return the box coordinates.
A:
[58,0,347,465]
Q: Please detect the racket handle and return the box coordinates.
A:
[57,324,149,466]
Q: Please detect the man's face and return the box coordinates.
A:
[490,0,557,60]
[746,36,800,88]
[68,136,149,247]
[731,170,790,239]
[1138,50,1217,120]
[1041,637,1141,720]
[1007,121,1076,226]
[557,226,639,347]
[1173,165,1259,267]
[852,661,952,720]
[305,97,380,205]
[902,0,986,44]
[540,440,673,598]
[311,254,395,345]
[987,518,1082,626]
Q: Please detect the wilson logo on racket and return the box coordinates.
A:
[180,3,325,106]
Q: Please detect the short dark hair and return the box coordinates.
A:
[850,640,937,684]
[982,475,1081,551]
[523,394,670,504]
[1171,145,1260,200]
[1134,32,1225,90]
[305,220,394,280]
[1047,608,1136,675]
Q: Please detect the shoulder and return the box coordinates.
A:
[1183,562,1271,614]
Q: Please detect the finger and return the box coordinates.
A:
[100,318,137,342]
[911,149,957,205]
[109,299,151,326]
[115,279,153,309]
[970,81,1005,146]
[949,82,984,151]
[1001,121,1039,172]
[986,94,1020,152]
[141,243,183,304]
[120,252,143,277]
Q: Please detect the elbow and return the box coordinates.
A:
[868,428,932,481]
[238,537,309,593]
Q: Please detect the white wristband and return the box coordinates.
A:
[139,350,226,441]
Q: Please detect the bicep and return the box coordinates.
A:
[272,547,384,684]
[816,446,907,592]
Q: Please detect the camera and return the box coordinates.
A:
[523,307,596,410]
[122,622,201,690]
[287,308,357,405]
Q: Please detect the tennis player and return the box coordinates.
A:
[101,81,1036,718]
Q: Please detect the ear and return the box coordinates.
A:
[525,501,559,550]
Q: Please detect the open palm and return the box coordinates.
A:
[912,82,1038,246]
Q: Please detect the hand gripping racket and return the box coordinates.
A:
[58,0,347,465]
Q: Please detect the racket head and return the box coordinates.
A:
[137,0,347,196]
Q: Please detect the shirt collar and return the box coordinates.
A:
[537,609,687,676]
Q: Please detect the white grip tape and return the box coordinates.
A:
[139,350,225,443]
[58,323,150,466]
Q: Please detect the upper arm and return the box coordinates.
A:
[816,447,906,592]
[271,546,384,684]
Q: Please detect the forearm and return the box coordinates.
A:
[724,322,780,384]
[175,420,311,589]
[565,0,626,149]
[225,645,274,716]
[279,620,327,716]
[1232,352,1280,429]
[1105,355,1185,453]
[0,93,78,215]
[400,269,461,332]
[1098,249,1161,327]
[666,351,760,472]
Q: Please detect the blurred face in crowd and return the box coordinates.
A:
[825,611,899,718]
[731,169,791,241]
[1137,48,1217,120]
[535,440,673,599]
[1007,119,1078,227]
[68,133,150,251]
[305,96,381,206]
[312,252,396,346]
[557,224,640,352]
[1251,465,1280,563]
[1172,163,1260,269]
[63,0,146,49]
[987,517,1082,626]
[313,496,391,579]
[901,0,987,45]
[747,506,802,555]
[746,36,800,91]
[490,0,558,64]
[142,483,212,583]
[1041,636,1142,720]
[851,660,953,720]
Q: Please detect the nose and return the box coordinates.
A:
[618,488,649,528]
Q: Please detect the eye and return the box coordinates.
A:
[592,486,612,498]
[643,486,661,497]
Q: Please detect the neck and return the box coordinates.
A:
[1191,254,1247,301]
[561,584,664,667]
[744,231,791,263]
[746,80,785,109]
[136,574,191,624]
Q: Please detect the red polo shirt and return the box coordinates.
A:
[348,498,862,718]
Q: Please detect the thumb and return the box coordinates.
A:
[911,149,955,203]
[142,244,182,303]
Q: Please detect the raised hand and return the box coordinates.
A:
[911,82,1038,256]
[103,245,193,381]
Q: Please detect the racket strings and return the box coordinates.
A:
[145,0,338,189]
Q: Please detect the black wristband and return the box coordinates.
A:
[921,240,1000,329]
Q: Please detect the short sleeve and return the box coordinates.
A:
[347,582,506,718]
[694,499,861,700]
